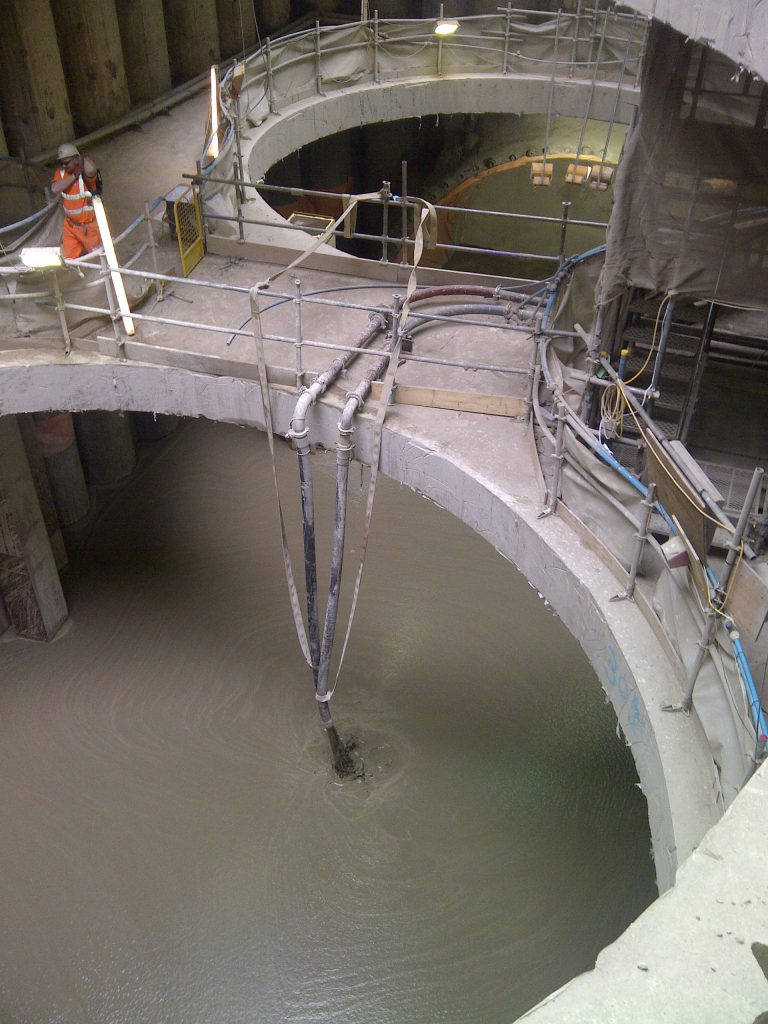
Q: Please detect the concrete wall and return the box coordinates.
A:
[247,77,638,184]
[0,416,68,640]
[163,0,221,84]
[217,0,257,57]
[219,73,638,251]
[115,0,172,106]
[0,0,297,160]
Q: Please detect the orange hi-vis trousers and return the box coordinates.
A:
[61,217,101,260]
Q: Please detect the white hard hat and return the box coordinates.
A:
[57,142,80,161]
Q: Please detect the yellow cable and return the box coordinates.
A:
[625,293,669,386]
[613,376,736,534]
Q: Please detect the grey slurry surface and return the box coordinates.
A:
[0,419,656,1023]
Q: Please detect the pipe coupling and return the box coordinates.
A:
[344,392,365,411]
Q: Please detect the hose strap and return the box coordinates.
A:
[250,288,313,668]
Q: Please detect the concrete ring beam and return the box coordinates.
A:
[0,357,723,895]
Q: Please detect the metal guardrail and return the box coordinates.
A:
[212,5,647,152]
[0,207,765,770]
[191,6,644,270]
[0,4,764,770]
[189,170,609,272]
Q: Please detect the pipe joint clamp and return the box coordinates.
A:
[344,392,365,410]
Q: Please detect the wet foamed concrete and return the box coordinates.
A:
[0,419,655,1023]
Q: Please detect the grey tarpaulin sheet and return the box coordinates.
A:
[553,250,603,342]
[653,565,757,803]
[544,329,758,798]
[0,204,150,337]
[226,12,643,163]
[599,23,768,308]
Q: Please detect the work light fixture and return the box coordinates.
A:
[435,4,458,35]
[20,247,63,268]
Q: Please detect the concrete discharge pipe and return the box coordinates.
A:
[289,286,519,772]
[312,299,515,767]
[289,311,388,773]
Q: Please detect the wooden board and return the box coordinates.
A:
[645,431,715,562]
[370,383,525,418]
[725,559,768,643]
[671,514,710,602]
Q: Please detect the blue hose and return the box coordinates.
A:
[729,628,768,750]
[702,565,767,749]
[542,244,606,327]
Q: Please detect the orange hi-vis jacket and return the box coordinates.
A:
[53,167,98,224]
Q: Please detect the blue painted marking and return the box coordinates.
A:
[604,643,646,741]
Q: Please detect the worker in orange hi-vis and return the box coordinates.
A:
[51,142,103,260]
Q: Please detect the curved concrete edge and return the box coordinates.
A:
[203,72,638,248]
[0,358,722,895]
[245,75,638,180]
[519,757,768,1024]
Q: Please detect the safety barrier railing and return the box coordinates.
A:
[213,5,646,154]
[0,220,765,784]
[190,170,610,274]
[534,254,767,776]
[2,228,536,381]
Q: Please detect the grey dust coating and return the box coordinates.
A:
[0,419,655,1024]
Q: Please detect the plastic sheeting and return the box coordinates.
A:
[653,565,757,802]
[599,23,768,308]
[0,203,150,338]
[540,253,762,798]
[236,14,645,130]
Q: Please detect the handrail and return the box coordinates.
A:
[204,7,646,182]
